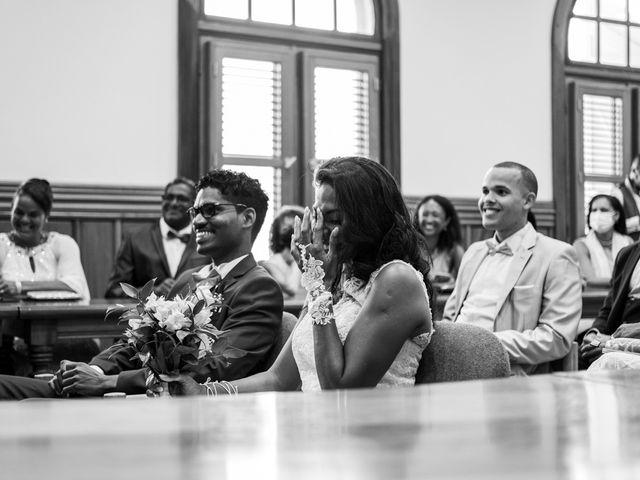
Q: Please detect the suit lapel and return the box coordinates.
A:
[453,245,489,321]
[492,228,535,320]
[618,245,640,301]
[150,223,171,277]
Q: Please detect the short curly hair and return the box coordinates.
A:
[196,169,269,242]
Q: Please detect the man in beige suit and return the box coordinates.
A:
[442,162,582,375]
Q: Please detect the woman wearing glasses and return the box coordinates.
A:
[164,157,434,395]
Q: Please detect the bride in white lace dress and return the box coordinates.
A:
[164,157,434,395]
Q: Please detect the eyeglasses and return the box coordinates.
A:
[188,202,247,219]
[162,194,193,204]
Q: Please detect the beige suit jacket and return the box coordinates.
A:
[442,226,582,374]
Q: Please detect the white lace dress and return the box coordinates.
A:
[291,260,433,391]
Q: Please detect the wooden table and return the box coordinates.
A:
[1,371,640,479]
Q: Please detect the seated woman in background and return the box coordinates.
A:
[260,205,305,297]
[412,195,464,283]
[163,156,434,395]
[0,179,91,374]
[573,194,633,288]
[0,178,90,300]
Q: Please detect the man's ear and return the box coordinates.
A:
[524,191,537,210]
[241,208,256,231]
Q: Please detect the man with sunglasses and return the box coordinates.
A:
[0,169,284,399]
[105,177,209,297]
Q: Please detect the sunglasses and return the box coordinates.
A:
[188,202,247,220]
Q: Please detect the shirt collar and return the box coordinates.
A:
[195,254,249,280]
[159,218,192,239]
[493,222,533,253]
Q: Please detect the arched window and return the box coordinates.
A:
[553,0,640,240]
[178,0,399,260]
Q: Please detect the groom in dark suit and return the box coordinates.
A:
[580,242,640,365]
[104,177,209,298]
[0,169,284,399]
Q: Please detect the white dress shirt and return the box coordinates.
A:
[159,218,192,277]
[457,223,532,330]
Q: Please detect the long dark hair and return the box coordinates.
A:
[586,194,627,234]
[411,194,462,251]
[315,157,433,304]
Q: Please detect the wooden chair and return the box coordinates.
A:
[416,321,511,383]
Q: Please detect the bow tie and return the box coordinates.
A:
[167,230,190,243]
[485,239,513,256]
[192,265,222,288]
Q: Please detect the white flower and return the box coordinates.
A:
[128,314,155,330]
[160,311,192,332]
[144,292,164,311]
[193,306,213,328]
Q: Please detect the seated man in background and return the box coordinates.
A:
[580,242,640,367]
[443,162,582,375]
[0,169,283,399]
[105,177,209,298]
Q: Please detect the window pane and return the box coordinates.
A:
[600,22,628,66]
[221,164,279,262]
[314,67,370,161]
[295,0,334,30]
[583,181,618,233]
[568,18,597,63]
[572,0,597,17]
[204,0,249,19]
[582,94,623,177]
[631,27,640,67]
[252,0,293,25]
[221,58,282,158]
[631,0,640,23]
[600,0,627,21]
[337,0,375,35]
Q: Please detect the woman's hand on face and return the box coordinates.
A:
[291,207,340,285]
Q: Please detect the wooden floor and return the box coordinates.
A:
[1,370,640,479]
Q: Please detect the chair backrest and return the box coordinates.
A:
[263,311,299,370]
[416,321,511,383]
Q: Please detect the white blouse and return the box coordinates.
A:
[0,232,90,300]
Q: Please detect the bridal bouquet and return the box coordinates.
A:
[106,279,242,382]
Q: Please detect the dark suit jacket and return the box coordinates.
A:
[591,242,640,334]
[91,254,284,394]
[105,221,209,297]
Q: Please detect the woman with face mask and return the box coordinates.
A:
[573,194,633,288]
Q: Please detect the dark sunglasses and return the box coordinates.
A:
[162,194,193,204]
[188,202,247,219]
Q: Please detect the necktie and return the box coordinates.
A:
[167,230,190,243]
[192,265,222,289]
[485,239,513,256]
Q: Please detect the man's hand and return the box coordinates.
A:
[154,278,176,297]
[158,373,206,396]
[579,332,611,365]
[58,360,116,397]
[612,323,640,339]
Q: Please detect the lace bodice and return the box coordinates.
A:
[291,260,433,391]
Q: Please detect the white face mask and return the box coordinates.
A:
[590,211,616,234]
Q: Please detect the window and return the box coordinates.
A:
[179,0,398,261]
[552,0,640,241]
